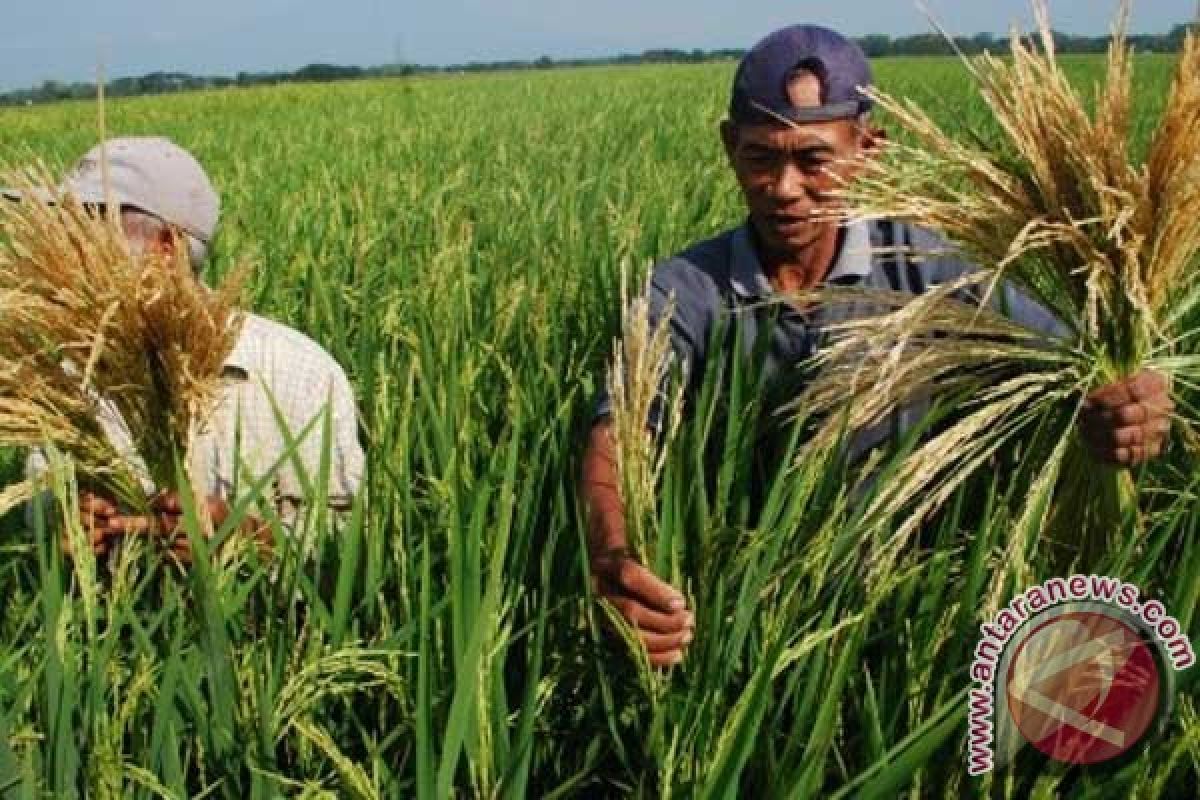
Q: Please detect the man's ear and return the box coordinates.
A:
[719,119,739,166]
[860,122,887,157]
[155,225,178,257]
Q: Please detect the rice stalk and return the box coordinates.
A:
[288,718,381,800]
[605,262,684,568]
[601,263,685,703]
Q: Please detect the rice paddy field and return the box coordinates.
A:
[0,54,1197,798]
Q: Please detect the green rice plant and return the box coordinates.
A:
[594,303,1001,795]
[0,52,1194,799]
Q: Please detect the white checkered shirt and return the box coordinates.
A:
[28,312,364,517]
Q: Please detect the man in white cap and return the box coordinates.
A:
[12,137,365,562]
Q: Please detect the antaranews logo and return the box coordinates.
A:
[967,575,1194,775]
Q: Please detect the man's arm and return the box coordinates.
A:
[25,448,120,558]
[241,366,364,561]
[326,363,366,506]
[263,361,366,526]
[583,256,720,666]
[582,419,693,667]
[103,491,269,565]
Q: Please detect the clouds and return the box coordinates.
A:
[1,0,1194,91]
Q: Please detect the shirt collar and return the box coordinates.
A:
[730,220,874,299]
[222,313,259,375]
[825,219,873,284]
[730,224,774,298]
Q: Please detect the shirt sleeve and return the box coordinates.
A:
[327,364,365,506]
[906,224,1071,341]
[592,257,714,429]
[264,362,363,552]
[993,282,1072,340]
[278,362,364,509]
[23,448,50,532]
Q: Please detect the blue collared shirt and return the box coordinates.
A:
[596,218,1067,457]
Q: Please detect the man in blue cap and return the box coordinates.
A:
[581,25,1174,667]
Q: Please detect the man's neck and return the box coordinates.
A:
[751,223,844,295]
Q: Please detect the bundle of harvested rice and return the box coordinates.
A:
[0,165,244,516]
[793,0,1200,576]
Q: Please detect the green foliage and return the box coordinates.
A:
[0,58,1195,797]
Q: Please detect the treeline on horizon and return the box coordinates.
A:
[3,24,1195,107]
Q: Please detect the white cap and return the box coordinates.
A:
[4,137,219,243]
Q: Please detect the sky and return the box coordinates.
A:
[3,1,1197,91]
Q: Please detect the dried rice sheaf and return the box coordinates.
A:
[791,0,1200,570]
[0,165,245,515]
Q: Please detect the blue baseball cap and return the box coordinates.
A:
[730,25,873,125]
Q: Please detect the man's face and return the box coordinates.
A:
[119,209,170,260]
[85,205,176,261]
[723,117,868,257]
[722,73,873,258]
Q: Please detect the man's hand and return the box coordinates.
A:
[108,491,269,565]
[591,549,694,668]
[583,421,694,667]
[72,490,120,557]
[1079,369,1173,467]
